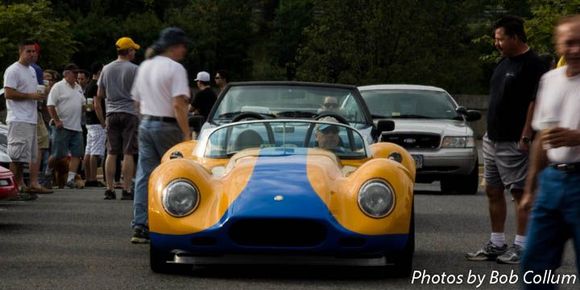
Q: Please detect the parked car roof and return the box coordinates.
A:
[358,84,447,92]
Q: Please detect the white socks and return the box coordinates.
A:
[67,172,76,183]
[491,232,506,247]
[490,232,526,248]
[514,235,526,248]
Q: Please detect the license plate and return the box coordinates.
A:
[411,154,423,169]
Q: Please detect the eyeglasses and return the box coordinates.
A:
[323,103,339,108]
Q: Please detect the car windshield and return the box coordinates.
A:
[204,120,367,159]
[211,85,368,127]
[360,89,460,120]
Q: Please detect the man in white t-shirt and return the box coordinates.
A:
[520,15,580,288]
[47,63,86,189]
[2,39,44,200]
[130,27,191,244]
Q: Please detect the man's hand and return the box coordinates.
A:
[542,127,580,148]
[519,190,535,216]
[54,120,64,129]
[29,92,44,100]
[518,140,530,152]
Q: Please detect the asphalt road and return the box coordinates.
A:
[0,184,577,290]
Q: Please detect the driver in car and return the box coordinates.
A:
[318,96,340,113]
[315,117,344,152]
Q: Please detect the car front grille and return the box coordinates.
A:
[381,133,441,149]
[229,219,326,247]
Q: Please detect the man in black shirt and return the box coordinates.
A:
[190,71,217,122]
[83,63,106,187]
[466,16,548,265]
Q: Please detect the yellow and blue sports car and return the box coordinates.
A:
[149,118,416,276]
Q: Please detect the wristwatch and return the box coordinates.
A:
[521,136,531,144]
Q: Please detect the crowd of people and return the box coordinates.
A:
[2,27,228,242]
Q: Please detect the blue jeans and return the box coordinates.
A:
[132,120,182,230]
[521,167,580,289]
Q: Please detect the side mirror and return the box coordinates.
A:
[465,110,482,122]
[456,106,481,122]
[376,119,395,133]
[455,106,468,115]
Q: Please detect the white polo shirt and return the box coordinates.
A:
[3,62,38,124]
[131,55,190,117]
[47,79,85,132]
[532,66,580,163]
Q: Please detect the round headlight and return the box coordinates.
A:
[162,179,200,217]
[358,180,395,218]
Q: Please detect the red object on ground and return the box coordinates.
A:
[0,166,18,200]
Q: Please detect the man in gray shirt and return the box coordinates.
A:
[95,37,140,200]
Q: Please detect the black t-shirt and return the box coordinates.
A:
[85,79,106,125]
[191,87,217,121]
[487,50,548,142]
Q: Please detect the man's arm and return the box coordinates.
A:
[520,132,548,214]
[95,86,106,128]
[519,101,535,151]
[47,105,63,128]
[4,87,43,101]
[173,95,191,141]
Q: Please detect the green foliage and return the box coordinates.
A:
[2,0,576,94]
[0,0,75,78]
[296,0,486,93]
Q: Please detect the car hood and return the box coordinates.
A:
[225,150,341,219]
[387,119,472,136]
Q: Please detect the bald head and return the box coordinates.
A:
[555,15,580,76]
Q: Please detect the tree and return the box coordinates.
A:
[296,0,486,93]
[0,0,75,78]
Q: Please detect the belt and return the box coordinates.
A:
[551,162,580,173]
[142,115,177,123]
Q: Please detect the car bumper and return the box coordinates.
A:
[151,217,410,265]
[409,147,477,179]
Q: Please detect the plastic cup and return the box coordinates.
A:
[87,98,93,111]
[36,84,45,94]
[539,118,559,149]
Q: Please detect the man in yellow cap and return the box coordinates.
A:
[95,37,140,201]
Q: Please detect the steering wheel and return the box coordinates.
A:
[231,112,267,122]
[313,111,350,125]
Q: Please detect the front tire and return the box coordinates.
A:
[440,160,479,195]
[150,245,188,274]
[388,205,415,277]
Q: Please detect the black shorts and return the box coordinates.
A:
[106,112,139,155]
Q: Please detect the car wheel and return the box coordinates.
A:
[440,160,479,195]
[150,245,189,274]
[388,205,414,277]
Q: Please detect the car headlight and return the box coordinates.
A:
[162,179,200,217]
[358,180,395,218]
[441,136,475,148]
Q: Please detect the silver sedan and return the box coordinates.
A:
[359,84,481,194]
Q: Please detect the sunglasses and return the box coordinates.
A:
[215,76,221,79]
[323,103,339,108]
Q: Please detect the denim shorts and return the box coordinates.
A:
[51,127,84,158]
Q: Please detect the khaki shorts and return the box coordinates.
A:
[8,121,38,163]
[36,116,49,150]
[483,133,528,191]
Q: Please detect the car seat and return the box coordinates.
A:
[234,130,264,151]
